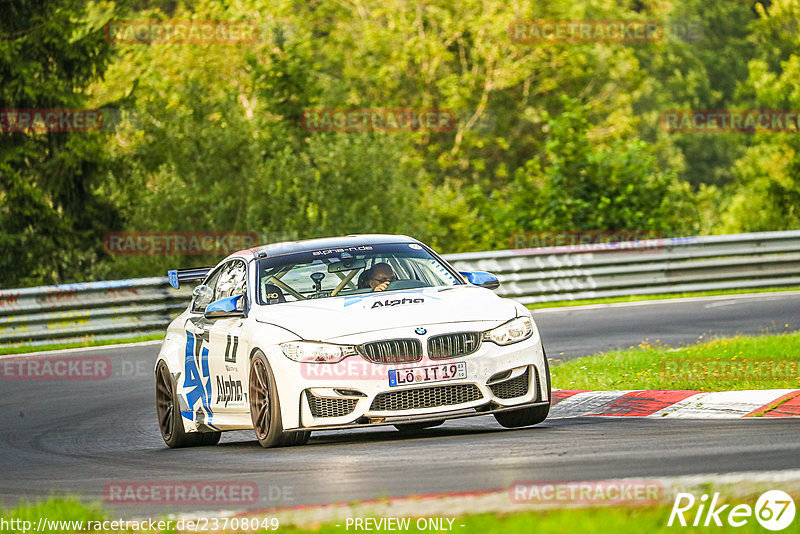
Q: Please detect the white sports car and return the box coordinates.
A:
[155,234,551,448]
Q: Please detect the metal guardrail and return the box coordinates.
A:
[0,278,192,347]
[446,230,800,304]
[2,231,800,347]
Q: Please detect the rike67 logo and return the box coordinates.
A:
[668,490,796,531]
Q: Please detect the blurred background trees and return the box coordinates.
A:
[2,0,799,286]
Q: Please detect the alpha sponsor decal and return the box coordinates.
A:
[215,374,246,407]
[371,297,424,309]
[343,288,439,307]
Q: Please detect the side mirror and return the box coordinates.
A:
[327,258,367,273]
[459,271,500,290]
[204,294,245,319]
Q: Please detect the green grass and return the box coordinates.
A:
[0,333,163,356]
[1,497,787,533]
[550,331,800,391]
[527,286,800,310]
[0,498,105,534]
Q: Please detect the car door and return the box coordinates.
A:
[181,265,224,430]
[205,259,250,414]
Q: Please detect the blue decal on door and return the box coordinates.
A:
[182,331,214,424]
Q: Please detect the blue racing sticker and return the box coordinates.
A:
[181,331,216,429]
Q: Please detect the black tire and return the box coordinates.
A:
[249,350,309,448]
[156,361,208,448]
[199,431,222,446]
[394,420,445,433]
[493,351,551,429]
[280,431,312,446]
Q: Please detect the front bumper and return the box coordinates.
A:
[272,324,548,430]
[298,399,551,431]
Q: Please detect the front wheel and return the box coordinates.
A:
[249,351,310,448]
[155,361,221,448]
[493,352,551,428]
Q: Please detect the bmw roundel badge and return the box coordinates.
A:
[415,327,427,335]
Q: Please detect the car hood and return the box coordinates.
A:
[252,286,517,341]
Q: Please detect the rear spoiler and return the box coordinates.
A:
[167,267,213,290]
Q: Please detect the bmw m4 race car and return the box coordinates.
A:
[155,234,551,448]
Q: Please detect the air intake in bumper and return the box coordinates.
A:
[370,383,483,412]
[306,391,359,418]
[488,367,533,399]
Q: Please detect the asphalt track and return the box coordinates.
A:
[536,291,800,361]
[1,292,799,515]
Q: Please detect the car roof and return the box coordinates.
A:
[225,234,422,261]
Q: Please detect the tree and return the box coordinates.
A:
[0,0,121,287]
[502,98,695,236]
[717,0,800,232]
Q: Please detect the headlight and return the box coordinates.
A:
[280,341,358,363]
[482,316,535,346]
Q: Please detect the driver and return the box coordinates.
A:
[360,263,397,292]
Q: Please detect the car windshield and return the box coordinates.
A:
[255,243,461,305]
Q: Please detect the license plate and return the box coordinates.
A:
[388,361,467,387]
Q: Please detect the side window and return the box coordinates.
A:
[215,260,247,301]
[191,267,222,313]
[191,260,248,313]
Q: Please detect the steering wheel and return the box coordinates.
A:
[382,279,428,291]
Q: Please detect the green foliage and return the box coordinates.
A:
[4,0,800,286]
[715,0,800,233]
[0,0,121,287]
[504,98,694,234]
